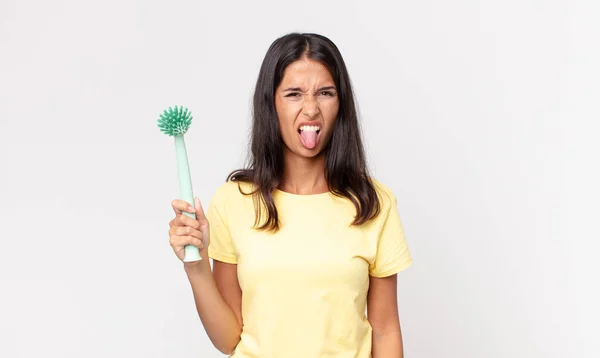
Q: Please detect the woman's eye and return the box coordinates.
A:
[285,92,301,97]
[320,91,335,96]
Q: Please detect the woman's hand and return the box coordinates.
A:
[169,197,210,262]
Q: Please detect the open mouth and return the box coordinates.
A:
[297,126,321,135]
[298,125,321,149]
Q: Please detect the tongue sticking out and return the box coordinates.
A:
[300,130,318,149]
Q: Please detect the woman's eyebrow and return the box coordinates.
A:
[283,87,305,92]
[282,86,337,92]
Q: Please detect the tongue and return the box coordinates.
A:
[300,130,318,149]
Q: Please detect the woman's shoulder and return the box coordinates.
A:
[369,177,398,209]
[213,179,256,200]
[369,177,394,196]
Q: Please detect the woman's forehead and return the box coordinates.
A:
[280,59,335,87]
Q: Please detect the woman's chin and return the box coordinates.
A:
[298,144,327,159]
[283,145,323,159]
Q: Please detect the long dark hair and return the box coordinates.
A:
[227,32,381,232]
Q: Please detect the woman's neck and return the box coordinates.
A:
[279,149,328,195]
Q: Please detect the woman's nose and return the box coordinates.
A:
[302,97,320,118]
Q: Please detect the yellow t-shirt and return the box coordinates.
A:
[206,179,412,358]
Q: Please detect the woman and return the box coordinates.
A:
[168,33,412,357]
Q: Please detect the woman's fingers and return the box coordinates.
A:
[171,199,195,216]
[175,213,201,229]
[169,198,210,261]
[169,225,202,240]
[169,234,204,250]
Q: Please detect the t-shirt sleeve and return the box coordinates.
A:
[369,189,413,277]
[206,185,238,264]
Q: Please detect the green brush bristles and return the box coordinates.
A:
[157,106,193,136]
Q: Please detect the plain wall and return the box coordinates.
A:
[1,0,597,357]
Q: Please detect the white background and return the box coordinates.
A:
[1,0,598,357]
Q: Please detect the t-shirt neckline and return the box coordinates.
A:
[274,188,332,198]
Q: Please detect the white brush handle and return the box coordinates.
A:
[175,135,202,262]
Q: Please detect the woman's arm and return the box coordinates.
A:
[367,274,405,358]
[184,258,242,354]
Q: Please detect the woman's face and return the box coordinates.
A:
[274,57,339,158]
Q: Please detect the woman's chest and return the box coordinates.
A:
[230,207,378,290]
